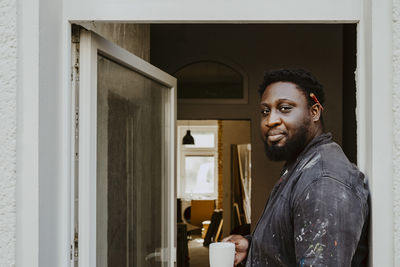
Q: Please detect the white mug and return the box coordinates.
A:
[209,242,235,267]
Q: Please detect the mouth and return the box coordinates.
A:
[266,131,287,143]
[268,134,285,143]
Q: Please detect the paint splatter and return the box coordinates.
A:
[296,228,306,242]
[297,153,321,171]
[304,243,326,257]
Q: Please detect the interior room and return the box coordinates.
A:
[176,120,251,267]
[150,23,357,267]
[89,23,357,266]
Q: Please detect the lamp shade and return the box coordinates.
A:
[182,130,195,145]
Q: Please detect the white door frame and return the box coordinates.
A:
[68,1,393,265]
[15,0,393,266]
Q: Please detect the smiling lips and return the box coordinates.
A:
[267,132,286,143]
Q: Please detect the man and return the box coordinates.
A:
[223,69,369,266]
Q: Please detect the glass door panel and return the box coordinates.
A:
[77,29,176,267]
[97,55,168,267]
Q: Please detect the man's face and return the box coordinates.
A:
[260,81,313,161]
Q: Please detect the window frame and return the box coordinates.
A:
[174,59,249,104]
[177,124,219,200]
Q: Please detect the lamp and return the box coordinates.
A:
[182,130,195,145]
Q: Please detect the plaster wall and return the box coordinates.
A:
[151,24,344,225]
[393,0,400,264]
[0,0,17,265]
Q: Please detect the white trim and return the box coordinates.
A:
[78,29,177,267]
[88,31,176,87]
[169,80,177,265]
[356,0,394,265]
[65,0,362,22]
[78,30,98,267]
[70,26,78,267]
[366,0,393,265]
[16,0,39,266]
[63,26,74,267]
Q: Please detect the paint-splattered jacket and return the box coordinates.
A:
[245,133,369,267]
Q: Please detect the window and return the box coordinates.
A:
[174,60,248,104]
[177,122,218,199]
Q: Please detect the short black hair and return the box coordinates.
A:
[258,68,325,107]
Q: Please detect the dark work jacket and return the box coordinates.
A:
[245,133,369,267]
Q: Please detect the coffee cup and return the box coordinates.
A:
[209,242,235,267]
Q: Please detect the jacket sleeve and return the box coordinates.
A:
[292,177,367,267]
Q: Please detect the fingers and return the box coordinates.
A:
[234,252,247,266]
[222,235,241,245]
[222,235,233,242]
[222,234,241,242]
[220,235,248,266]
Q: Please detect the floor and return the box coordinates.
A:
[188,236,209,267]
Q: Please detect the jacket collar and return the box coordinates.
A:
[284,132,332,172]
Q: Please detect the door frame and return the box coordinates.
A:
[16,0,394,266]
[70,4,392,266]
[73,19,392,267]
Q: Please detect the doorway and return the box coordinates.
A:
[176,120,251,267]
[150,23,357,266]
[150,22,357,225]
[74,22,357,267]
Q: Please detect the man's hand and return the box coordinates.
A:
[222,235,249,266]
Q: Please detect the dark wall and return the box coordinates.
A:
[342,24,357,164]
[150,24,346,228]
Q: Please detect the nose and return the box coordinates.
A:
[265,109,281,128]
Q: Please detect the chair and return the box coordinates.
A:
[203,209,223,247]
[190,200,215,227]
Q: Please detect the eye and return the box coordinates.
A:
[261,108,270,116]
[279,105,292,113]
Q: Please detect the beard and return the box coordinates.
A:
[264,123,310,162]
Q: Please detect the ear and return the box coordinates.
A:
[310,104,322,122]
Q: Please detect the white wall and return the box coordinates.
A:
[393,0,400,264]
[8,0,395,265]
[0,0,17,265]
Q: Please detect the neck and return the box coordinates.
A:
[286,126,324,165]
[308,122,324,142]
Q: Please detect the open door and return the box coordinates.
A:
[72,27,176,267]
